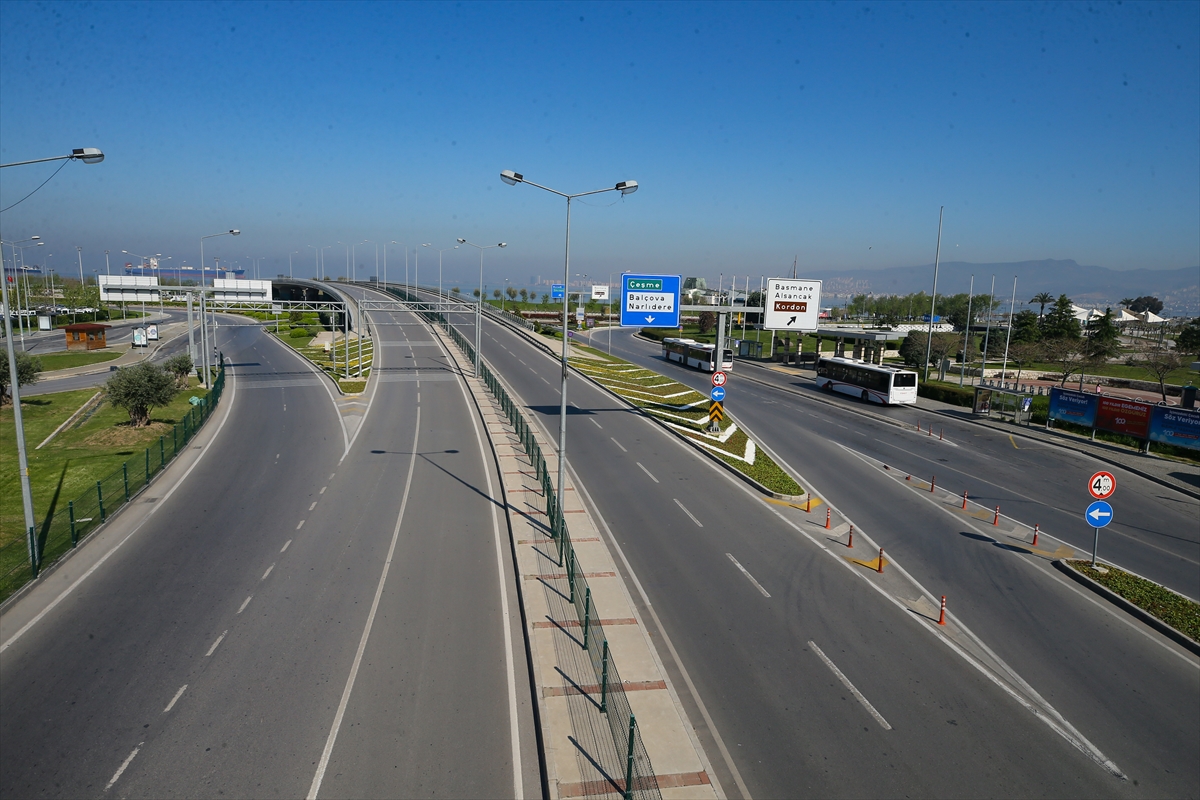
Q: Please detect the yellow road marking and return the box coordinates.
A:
[1009,434,1019,449]
[846,555,888,571]
[764,496,823,511]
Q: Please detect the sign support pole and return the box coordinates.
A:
[1091,526,1099,568]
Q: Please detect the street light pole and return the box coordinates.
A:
[922,206,944,383]
[422,243,458,303]
[456,239,506,378]
[0,239,38,569]
[199,229,240,386]
[499,170,638,515]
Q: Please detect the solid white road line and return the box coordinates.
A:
[307,407,421,800]
[261,564,275,580]
[611,438,627,452]
[637,462,660,483]
[726,553,771,598]
[281,539,291,552]
[451,360,526,800]
[163,685,188,713]
[674,498,704,528]
[237,596,252,614]
[1,358,239,654]
[105,743,143,791]
[809,641,892,730]
[205,630,227,657]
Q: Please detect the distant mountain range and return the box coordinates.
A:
[804,260,1199,316]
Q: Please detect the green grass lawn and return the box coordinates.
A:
[37,350,123,371]
[0,378,210,552]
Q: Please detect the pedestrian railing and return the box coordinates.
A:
[0,360,228,604]
[384,286,660,799]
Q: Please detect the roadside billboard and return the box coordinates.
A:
[1048,387,1097,427]
[1094,396,1151,439]
[1149,406,1200,451]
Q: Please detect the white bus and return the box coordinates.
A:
[662,338,733,373]
[815,356,918,405]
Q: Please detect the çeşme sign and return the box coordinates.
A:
[1047,388,1097,427]
[1149,406,1200,451]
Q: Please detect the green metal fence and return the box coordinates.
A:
[388,286,660,799]
[0,360,228,604]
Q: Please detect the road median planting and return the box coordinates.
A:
[1060,560,1200,651]
[571,356,804,498]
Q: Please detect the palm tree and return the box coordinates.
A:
[1118,297,1134,309]
[1030,292,1053,319]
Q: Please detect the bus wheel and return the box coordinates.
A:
[861,390,870,403]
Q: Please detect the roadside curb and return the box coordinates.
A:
[1052,559,1200,656]
[932,411,1200,502]
[630,340,1200,502]
[0,361,235,617]
[489,321,808,501]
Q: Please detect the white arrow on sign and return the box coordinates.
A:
[1088,507,1112,522]
[645,316,655,323]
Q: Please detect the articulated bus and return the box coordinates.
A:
[662,338,734,373]
[815,356,917,405]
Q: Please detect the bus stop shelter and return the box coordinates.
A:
[973,385,1033,424]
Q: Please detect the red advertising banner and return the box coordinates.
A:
[1094,396,1152,439]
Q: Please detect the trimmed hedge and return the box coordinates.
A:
[639,328,678,342]
[917,380,975,407]
[289,326,313,338]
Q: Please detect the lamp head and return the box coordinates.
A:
[230,229,240,236]
[456,238,466,244]
[500,170,522,186]
[31,236,41,241]
[616,180,638,196]
[73,148,104,164]
[498,243,507,248]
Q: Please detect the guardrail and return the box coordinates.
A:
[1,359,228,604]
[388,287,660,800]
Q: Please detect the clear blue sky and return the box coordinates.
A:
[1,1,1197,288]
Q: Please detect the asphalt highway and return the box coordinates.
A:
[0,305,536,797]
[438,301,1199,799]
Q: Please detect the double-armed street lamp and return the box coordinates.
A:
[499,170,637,518]
[199,229,240,386]
[455,239,506,378]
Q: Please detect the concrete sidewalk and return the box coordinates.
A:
[429,321,719,800]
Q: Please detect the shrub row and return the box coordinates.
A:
[917,380,975,406]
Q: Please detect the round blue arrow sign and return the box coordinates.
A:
[1085,500,1114,528]
[710,386,726,402]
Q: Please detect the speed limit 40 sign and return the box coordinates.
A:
[1088,471,1116,500]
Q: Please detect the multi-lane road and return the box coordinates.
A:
[1,298,538,798]
[432,296,1199,799]
[3,285,1196,799]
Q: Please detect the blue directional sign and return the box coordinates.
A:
[710,386,726,402]
[621,274,681,328]
[1085,500,1114,528]
[551,283,565,299]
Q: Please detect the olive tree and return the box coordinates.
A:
[0,350,42,405]
[164,352,195,388]
[106,362,177,427]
